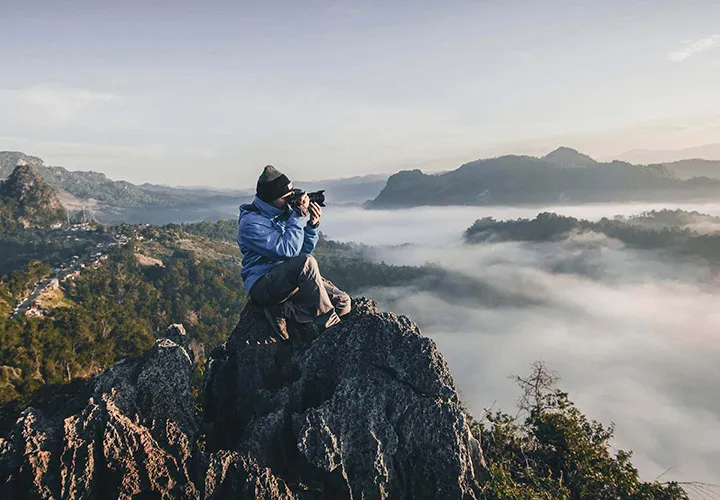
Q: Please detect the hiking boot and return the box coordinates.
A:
[263,304,289,341]
[315,309,341,331]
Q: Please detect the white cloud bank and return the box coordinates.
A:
[667,34,720,62]
[320,204,720,487]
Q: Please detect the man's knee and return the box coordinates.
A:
[283,254,315,275]
[295,253,319,276]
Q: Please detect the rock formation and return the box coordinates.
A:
[0,163,67,228]
[0,300,484,499]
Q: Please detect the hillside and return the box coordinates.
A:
[368,148,717,208]
[658,158,720,180]
[0,164,67,229]
[464,210,720,267]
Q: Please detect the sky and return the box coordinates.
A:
[2,0,720,187]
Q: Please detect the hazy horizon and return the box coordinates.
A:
[2,1,720,187]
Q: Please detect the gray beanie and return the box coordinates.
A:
[256,165,293,203]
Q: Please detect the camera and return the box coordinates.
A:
[288,188,326,207]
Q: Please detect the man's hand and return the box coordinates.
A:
[295,192,310,216]
[308,201,322,227]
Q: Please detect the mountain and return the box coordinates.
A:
[0,151,204,209]
[368,148,716,208]
[657,158,720,180]
[618,142,720,164]
[0,152,44,178]
[543,146,597,167]
[0,163,67,229]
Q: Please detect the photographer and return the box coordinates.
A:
[237,165,351,340]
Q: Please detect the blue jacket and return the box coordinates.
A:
[237,196,319,292]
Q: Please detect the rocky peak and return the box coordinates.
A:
[0,164,67,228]
[543,146,598,167]
[0,152,45,179]
[0,299,484,499]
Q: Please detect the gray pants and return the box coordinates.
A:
[250,254,351,328]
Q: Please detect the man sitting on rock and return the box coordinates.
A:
[237,165,351,339]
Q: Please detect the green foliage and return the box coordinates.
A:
[465,210,720,265]
[5,260,52,297]
[472,363,688,499]
[0,242,248,431]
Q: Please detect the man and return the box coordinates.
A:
[237,165,351,339]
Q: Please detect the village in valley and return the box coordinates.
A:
[10,222,137,318]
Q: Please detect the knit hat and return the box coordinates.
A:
[256,165,293,203]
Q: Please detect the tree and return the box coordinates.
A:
[473,362,689,499]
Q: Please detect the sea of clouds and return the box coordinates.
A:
[319,202,720,487]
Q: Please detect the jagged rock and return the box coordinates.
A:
[0,298,484,499]
[0,338,198,499]
[203,297,484,499]
[166,323,191,355]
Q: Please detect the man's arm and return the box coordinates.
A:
[301,201,322,254]
[302,223,319,254]
[239,213,306,259]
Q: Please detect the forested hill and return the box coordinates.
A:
[464,209,720,265]
[0,163,67,230]
[368,147,720,208]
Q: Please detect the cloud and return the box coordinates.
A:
[0,84,118,124]
[320,204,720,486]
[667,34,720,62]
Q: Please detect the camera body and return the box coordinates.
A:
[288,188,326,207]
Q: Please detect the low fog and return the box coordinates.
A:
[320,202,720,486]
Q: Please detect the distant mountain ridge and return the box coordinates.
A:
[368,147,717,208]
[0,152,200,208]
[618,142,720,165]
[656,158,720,180]
[0,152,389,224]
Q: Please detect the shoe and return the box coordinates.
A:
[315,310,341,330]
[263,304,289,340]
